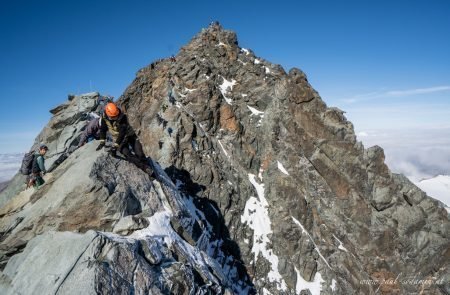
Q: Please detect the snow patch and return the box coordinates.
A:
[249,174,267,207]
[295,268,325,295]
[217,140,230,158]
[333,234,348,252]
[241,174,286,290]
[258,167,264,182]
[238,59,248,66]
[277,161,289,175]
[247,105,264,116]
[219,77,237,105]
[265,66,271,74]
[247,105,264,126]
[241,48,250,55]
[254,59,261,64]
[331,279,337,291]
[242,94,248,97]
[357,131,369,137]
[217,42,226,47]
[128,210,173,243]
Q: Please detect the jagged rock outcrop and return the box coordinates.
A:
[0,23,449,294]
[0,92,101,208]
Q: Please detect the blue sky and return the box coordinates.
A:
[0,0,449,179]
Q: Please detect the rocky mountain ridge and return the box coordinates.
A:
[0,23,449,294]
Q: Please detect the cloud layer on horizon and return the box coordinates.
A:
[0,153,22,182]
[357,127,450,182]
[1,127,449,185]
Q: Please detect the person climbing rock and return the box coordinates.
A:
[96,102,154,176]
[26,144,48,189]
[78,117,101,147]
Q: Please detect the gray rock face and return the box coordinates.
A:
[0,181,11,194]
[0,23,449,294]
[0,92,101,208]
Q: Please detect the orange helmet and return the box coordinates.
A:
[105,102,120,117]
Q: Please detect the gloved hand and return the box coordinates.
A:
[96,142,105,151]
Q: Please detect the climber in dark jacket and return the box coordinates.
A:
[78,117,101,147]
[96,102,153,175]
[27,144,48,188]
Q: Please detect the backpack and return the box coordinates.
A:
[20,151,35,175]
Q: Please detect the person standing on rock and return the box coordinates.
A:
[96,102,154,176]
[27,144,49,189]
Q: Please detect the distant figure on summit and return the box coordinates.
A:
[26,144,48,189]
[96,102,153,176]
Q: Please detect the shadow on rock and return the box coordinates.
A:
[164,165,256,293]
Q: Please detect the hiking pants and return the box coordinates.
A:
[27,173,45,188]
[120,135,148,170]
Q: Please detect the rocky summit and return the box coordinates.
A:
[0,23,449,295]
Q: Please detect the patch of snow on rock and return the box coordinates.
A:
[241,48,250,55]
[241,174,286,290]
[219,77,237,105]
[277,161,289,175]
[331,279,337,291]
[295,268,325,295]
[332,234,348,252]
[247,105,264,116]
[217,140,230,158]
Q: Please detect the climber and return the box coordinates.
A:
[78,117,101,147]
[26,144,49,189]
[96,102,154,176]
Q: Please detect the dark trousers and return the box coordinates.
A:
[120,135,148,171]
[26,173,45,188]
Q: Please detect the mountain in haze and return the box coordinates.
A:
[0,23,448,294]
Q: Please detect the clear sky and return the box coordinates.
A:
[1,0,449,179]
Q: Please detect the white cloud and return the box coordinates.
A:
[358,127,450,182]
[341,85,450,103]
[0,153,23,182]
[415,175,450,207]
[343,103,450,130]
[357,131,368,137]
[386,86,450,97]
